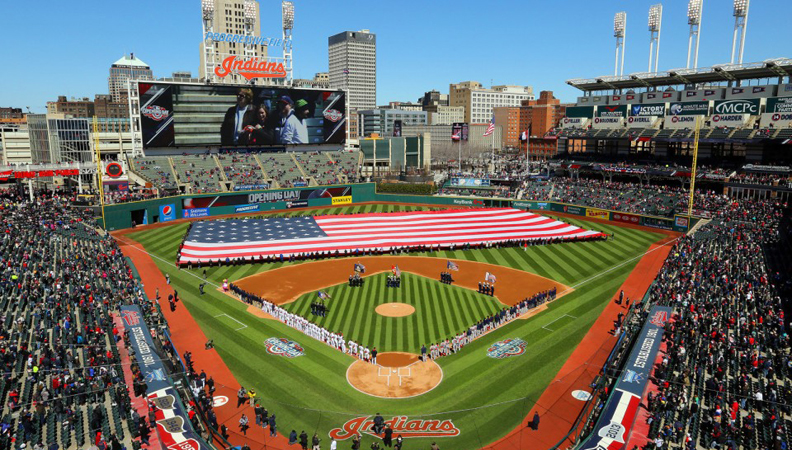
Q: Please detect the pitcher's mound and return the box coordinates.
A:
[375,303,415,317]
[346,352,443,398]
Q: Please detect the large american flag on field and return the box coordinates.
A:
[483,117,495,137]
[177,208,605,264]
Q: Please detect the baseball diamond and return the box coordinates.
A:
[121,202,669,450]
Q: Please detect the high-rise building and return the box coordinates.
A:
[329,30,377,111]
[493,107,521,148]
[449,81,533,124]
[108,53,154,102]
[358,109,426,138]
[519,91,566,137]
[199,0,267,84]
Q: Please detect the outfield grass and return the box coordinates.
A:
[284,272,503,353]
[126,204,665,450]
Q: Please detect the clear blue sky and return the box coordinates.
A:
[1,0,789,113]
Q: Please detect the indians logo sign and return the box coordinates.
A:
[265,337,304,358]
[487,338,527,359]
[215,56,287,80]
[329,416,460,440]
[323,109,343,122]
[141,105,170,121]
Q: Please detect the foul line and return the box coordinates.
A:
[214,313,248,331]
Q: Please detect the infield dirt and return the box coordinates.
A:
[233,255,570,308]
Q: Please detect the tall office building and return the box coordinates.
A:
[108,53,153,102]
[199,0,267,84]
[329,30,377,111]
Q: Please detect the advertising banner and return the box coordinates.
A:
[625,116,659,127]
[612,212,640,225]
[183,208,210,218]
[667,101,709,116]
[709,114,748,127]
[450,178,491,187]
[577,306,671,450]
[182,186,352,209]
[665,115,699,129]
[561,117,588,128]
[120,306,212,450]
[596,105,627,118]
[234,183,269,191]
[713,98,760,115]
[451,123,469,141]
[234,204,260,214]
[393,120,403,137]
[120,305,169,391]
[331,195,352,205]
[159,204,176,223]
[761,112,792,127]
[565,106,595,118]
[559,204,585,216]
[767,97,792,113]
[586,209,609,219]
[674,216,690,230]
[629,104,665,117]
[592,117,624,129]
[642,217,674,230]
[138,82,346,149]
[286,200,309,209]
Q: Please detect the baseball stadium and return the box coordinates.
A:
[1,1,792,450]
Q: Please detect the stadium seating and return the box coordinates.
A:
[259,153,309,188]
[128,156,178,191]
[218,152,270,189]
[328,151,361,183]
[0,193,169,450]
[171,155,226,193]
[293,152,340,185]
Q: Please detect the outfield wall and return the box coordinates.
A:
[101,183,690,233]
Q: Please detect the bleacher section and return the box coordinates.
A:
[125,151,362,193]
[259,153,308,188]
[128,156,177,191]
[171,155,225,193]
[293,152,340,185]
[328,151,361,183]
[218,153,270,189]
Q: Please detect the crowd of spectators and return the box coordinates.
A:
[628,197,791,449]
[0,189,168,450]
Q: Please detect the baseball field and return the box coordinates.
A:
[118,203,668,450]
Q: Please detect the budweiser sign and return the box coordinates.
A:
[328,416,460,440]
[214,56,287,80]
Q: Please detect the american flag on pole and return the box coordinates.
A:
[177,208,605,265]
[483,117,495,137]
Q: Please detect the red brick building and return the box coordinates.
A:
[517,91,570,160]
[493,107,521,149]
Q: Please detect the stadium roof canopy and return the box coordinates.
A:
[567,58,792,92]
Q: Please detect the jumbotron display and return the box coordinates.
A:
[138,82,346,149]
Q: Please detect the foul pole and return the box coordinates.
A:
[687,116,702,218]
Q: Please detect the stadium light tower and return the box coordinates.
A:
[243,0,257,61]
[201,0,216,83]
[613,12,627,77]
[731,0,750,64]
[648,4,662,73]
[282,1,294,85]
[686,0,704,69]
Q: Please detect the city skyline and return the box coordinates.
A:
[1,0,790,113]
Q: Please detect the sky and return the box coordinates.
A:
[1,0,790,113]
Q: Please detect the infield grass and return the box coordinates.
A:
[284,272,503,353]
[125,203,667,450]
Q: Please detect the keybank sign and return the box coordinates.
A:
[714,99,759,115]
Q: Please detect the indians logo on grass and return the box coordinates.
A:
[329,416,460,440]
[487,338,528,359]
[265,337,304,358]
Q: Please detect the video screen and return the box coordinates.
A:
[138,82,346,149]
